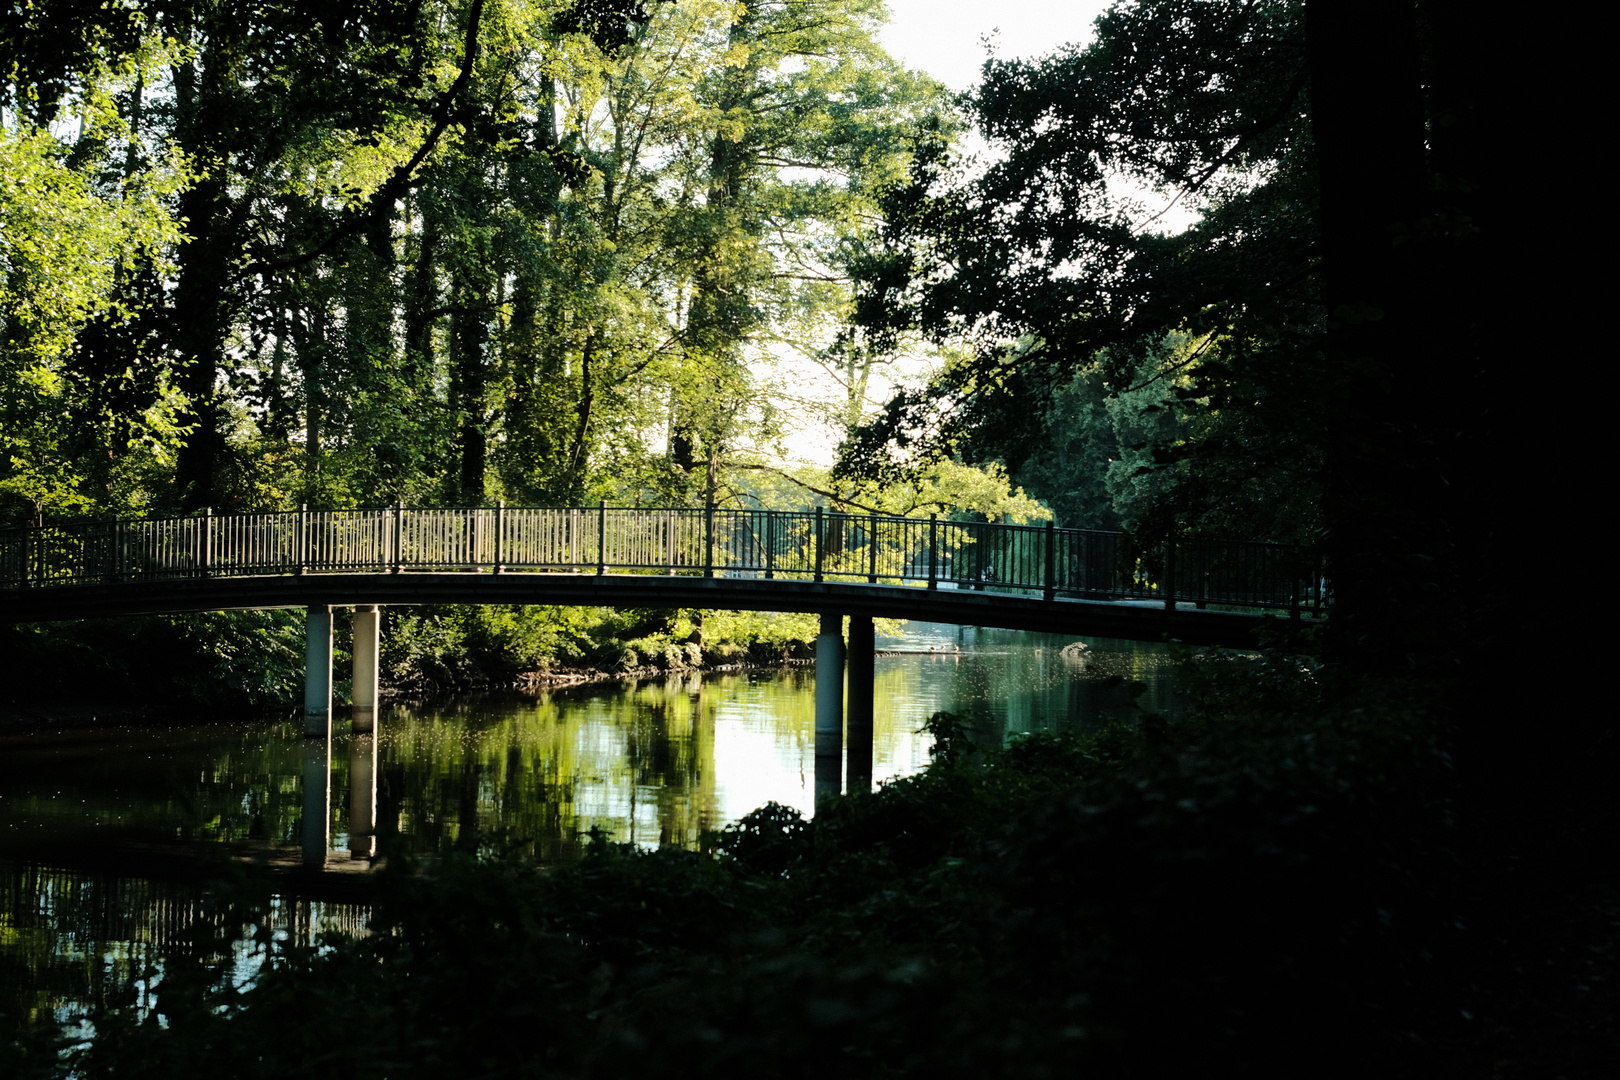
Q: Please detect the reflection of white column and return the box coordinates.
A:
[814,613,845,808]
[348,732,377,860]
[846,616,875,793]
[815,752,842,810]
[352,605,380,734]
[302,736,330,868]
[304,606,333,737]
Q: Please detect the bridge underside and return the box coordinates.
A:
[0,571,1290,648]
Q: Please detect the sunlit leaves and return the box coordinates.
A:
[0,48,188,518]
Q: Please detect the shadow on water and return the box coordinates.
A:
[0,629,1186,1036]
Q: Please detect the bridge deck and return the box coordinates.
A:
[0,570,1293,648]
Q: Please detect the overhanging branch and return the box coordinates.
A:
[245,0,488,278]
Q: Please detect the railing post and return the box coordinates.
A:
[974,522,985,591]
[1163,534,1177,612]
[596,500,606,575]
[814,506,824,582]
[296,504,308,576]
[927,513,938,590]
[765,511,775,580]
[704,504,714,578]
[391,505,403,573]
[202,508,213,577]
[1044,520,1056,602]
[667,508,676,576]
[869,511,879,583]
[493,500,505,574]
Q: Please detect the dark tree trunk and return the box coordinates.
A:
[170,174,233,513]
[167,11,247,513]
[449,281,489,504]
[1310,0,1610,866]
[566,330,596,497]
[1306,0,1456,675]
[302,297,327,500]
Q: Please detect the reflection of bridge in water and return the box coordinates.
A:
[0,861,367,1020]
[2,506,1324,801]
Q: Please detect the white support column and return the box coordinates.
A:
[814,612,845,804]
[304,605,333,737]
[351,605,380,733]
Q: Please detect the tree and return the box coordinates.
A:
[162,0,482,511]
[0,35,187,524]
[836,0,1604,791]
[3,0,956,524]
[837,0,1321,549]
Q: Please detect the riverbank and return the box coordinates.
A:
[0,659,820,732]
[1,605,828,725]
[508,656,816,692]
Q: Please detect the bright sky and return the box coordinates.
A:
[877,0,1113,92]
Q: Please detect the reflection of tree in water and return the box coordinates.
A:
[874,631,1185,754]
[623,678,714,850]
[0,722,314,854]
[380,684,718,860]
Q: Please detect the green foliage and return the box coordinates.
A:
[0,1,147,123]
[380,603,820,692]
[0,39,189,524]
[3,0,959,521]
[0,610,305,710]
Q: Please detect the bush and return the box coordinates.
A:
[0,611,305,712]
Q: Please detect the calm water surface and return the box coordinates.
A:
[0,626,1182,1029]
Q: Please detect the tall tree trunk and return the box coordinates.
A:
[566,329,596,497]
[1414,4,1604,820]
[1306,0,1453,675]
[449,279,489,503]
[170,174,232,513]
[303,298,327,500]
[668,5,762,503]
[266,323,289,444]
[169,14,244,512]
[404,217,438,379]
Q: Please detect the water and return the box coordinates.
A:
[0,627,1182,1037]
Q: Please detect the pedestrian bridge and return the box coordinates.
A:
[0,503,1320,637]
[1,505,1323,797]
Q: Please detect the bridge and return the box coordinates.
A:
[1,505,1323,804]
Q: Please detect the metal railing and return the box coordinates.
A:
[0,504,1325,616]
